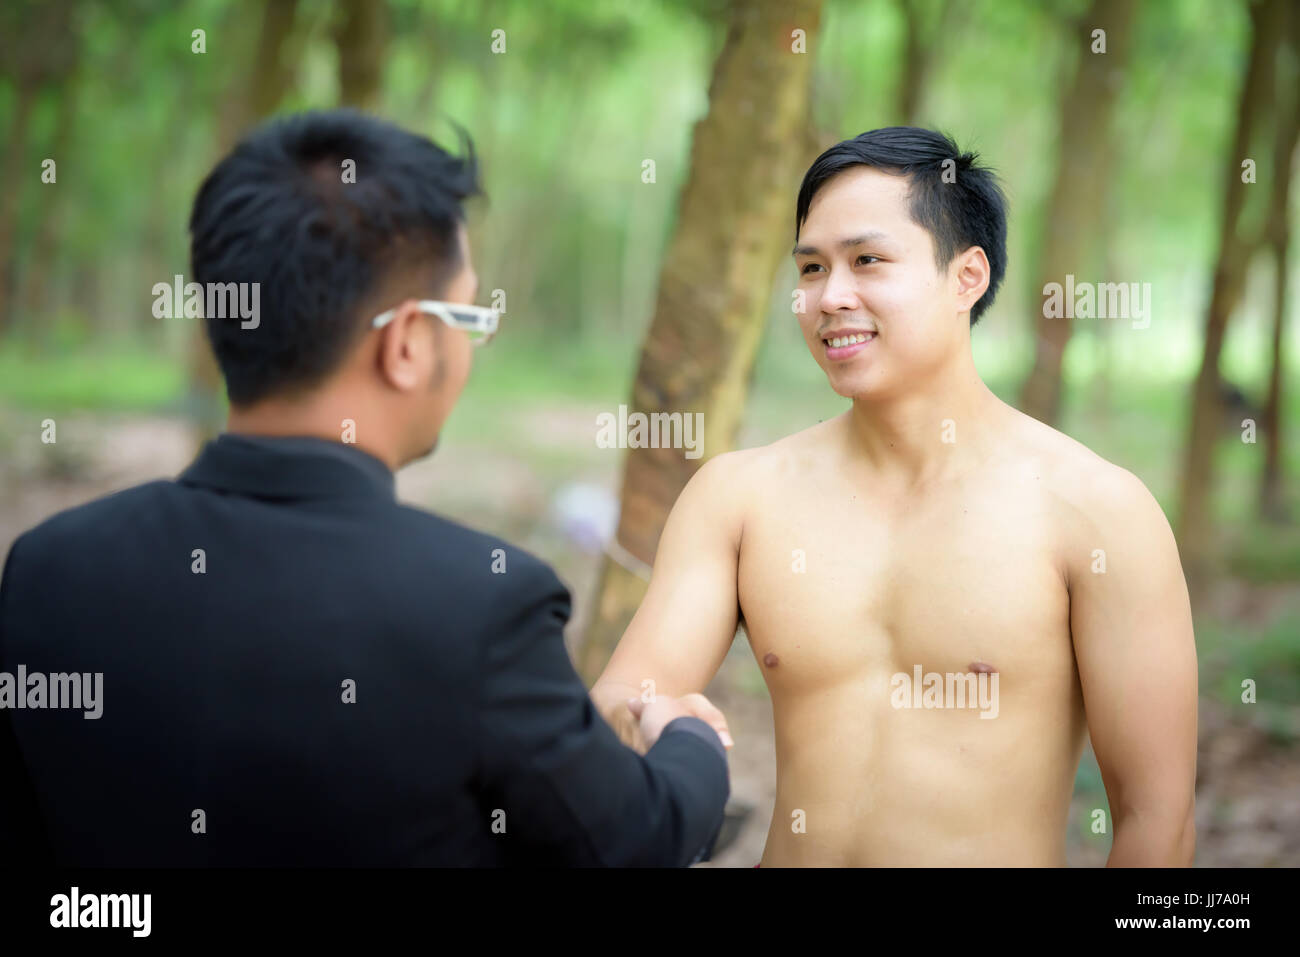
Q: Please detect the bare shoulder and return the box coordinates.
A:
[671,446,763,537]
[684,416,841,518]
[999,406,1174,548]
[704,416,842,483]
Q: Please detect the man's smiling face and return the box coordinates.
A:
[793,166,973,401]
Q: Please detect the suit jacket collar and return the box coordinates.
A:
[179,433,396,502]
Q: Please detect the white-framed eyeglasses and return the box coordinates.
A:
[370,300,500,346]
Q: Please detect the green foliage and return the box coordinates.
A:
[1199,611,1300,743]
[0,341,182,411]
[1227,525,1300,583]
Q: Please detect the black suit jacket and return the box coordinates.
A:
[0,433,728,866]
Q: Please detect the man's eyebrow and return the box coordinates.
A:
[792,230,892,257]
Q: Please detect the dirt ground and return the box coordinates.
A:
[1,408,1296,866]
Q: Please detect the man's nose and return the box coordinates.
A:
[819,266,860,312]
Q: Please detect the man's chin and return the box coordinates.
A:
[827,372,879,401]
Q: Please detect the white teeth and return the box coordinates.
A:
[827,333,871,348]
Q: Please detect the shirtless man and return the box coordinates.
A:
[591,128,1198,866]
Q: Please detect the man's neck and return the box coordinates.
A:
[844,351,1005,488]
[226,396,401,471]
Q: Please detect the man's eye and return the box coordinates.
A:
[857,255,880,265]
[800,263,823,275]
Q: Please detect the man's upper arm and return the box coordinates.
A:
[594,451,747,700]
[1067,466,1198,859]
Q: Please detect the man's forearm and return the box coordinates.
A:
[590,679,643,749]
[1106,810,1196,866]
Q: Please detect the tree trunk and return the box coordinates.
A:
[187,0,301,442]
[896,0,926,124]
[214,0,301,149]
[0,0,78,337]
[1017,0,1135,425]
[335,0,387,111]
[0,79,39,337]
[20,71,80,328]
[1178,0,1286,576]
[577,0,824,681]
[1259,1,1300,521]
[895,0,954,125]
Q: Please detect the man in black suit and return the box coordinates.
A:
[0,110,731,866]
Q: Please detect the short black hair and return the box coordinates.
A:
[190,109,481,404]
[794,127,1007,325]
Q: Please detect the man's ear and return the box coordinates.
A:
[375,299,433,392]
[953,246,990,314]
[427,319,446,392]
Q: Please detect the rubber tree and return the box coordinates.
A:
[578,0,824,680]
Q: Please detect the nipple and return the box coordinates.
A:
[763,652,780,668]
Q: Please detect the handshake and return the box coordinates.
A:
[612,691,735,754]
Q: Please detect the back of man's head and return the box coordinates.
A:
[190,109,481,406]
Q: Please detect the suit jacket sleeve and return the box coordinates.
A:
[475,557,729,866]
[0,533,53,866]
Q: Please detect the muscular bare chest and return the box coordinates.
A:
[736,467,1076,710]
